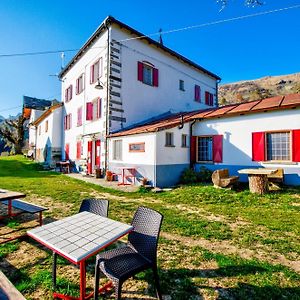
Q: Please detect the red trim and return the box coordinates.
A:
[195,85,200,102]
[153,68,159,87]
[87,141,92,174]
[65,143,70,160]
[86,103,93,121]
[190,136,197,164]
[252,132,265,161]
[292,129,300,162]
[213,135,223,163]
[137,61,143,81]
[76,141,81,159]
[79,260,86,299]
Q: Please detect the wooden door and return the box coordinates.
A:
[95,140,101,168]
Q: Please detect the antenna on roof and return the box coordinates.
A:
[61,52,65,69]
[158,28,163,45]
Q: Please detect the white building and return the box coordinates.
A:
[109,94,300,187]
[30,103,63,164]
[59,16,220,175]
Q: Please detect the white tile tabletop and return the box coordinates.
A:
[27,212,133,263]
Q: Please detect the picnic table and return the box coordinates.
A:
[0,189,26,218]
[238,168,278,194]
[27,211,133,300]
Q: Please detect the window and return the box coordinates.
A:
[137,61,159,87]
[266,132,291,161]
[64,114,72,130]
[90,58,102,84]
[76,74,84,94]
[195,85,201,102]
[45,120,48,133]
[181,134,188,147]
[113,140,122,160]
[205,91,214,106]
[86,98,101,121]
[129,143,145,152]
[38,126,41,135]
[165,132,174,147]
[65,85,73,102]
[76,141,81,159]
[77,107,83,126]
[196,135,223,163]
[197,136,213,161]
[179,80,185,91]
[253,130,300,162]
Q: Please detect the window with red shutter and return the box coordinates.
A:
[97,98,101,119]
[195,85,201,102]
[252,132,266,161]
[205,91,209,105]
[190,136,197,163]
[153,68,159,87]
[137,61,143,81]
[77,107,82,126]
[292,130,300,162]
[86,102,93,121]
[90,65,94,84]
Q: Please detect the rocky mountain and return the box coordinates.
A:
[218,72,300,106]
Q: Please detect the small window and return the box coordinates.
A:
[64,114,72,130]
[90,58,102,84]
[129,143,145,152]
[179,80,185,91]
[77,107,83,126]
[45,120,48,133]
[143,65,153,85]
[113,140,122,160]
[266,132,291,161]
[197,136,213,162]
[205,91,214,106]
[76,74,84,94]
[165,132,174,147]
[65,85,73,102]
[181,134,188,147]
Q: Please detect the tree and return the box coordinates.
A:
[217,0,264,10]
[0,115,26,154]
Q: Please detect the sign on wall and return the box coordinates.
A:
[129,142,145,152]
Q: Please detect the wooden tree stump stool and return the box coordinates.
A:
[248,174,269,195]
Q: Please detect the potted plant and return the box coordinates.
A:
[106,170,113,181]
[95,166,102,178]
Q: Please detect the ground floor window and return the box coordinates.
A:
[266,132,290,161]
[113,140,122,160]
[197,136,213,162]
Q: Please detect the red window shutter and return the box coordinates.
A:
[65,89,67,102]
[137,62,143,81]
[90,65,94,84]
[97,98,101,118]
[69,85,73,100]
[86,103,93,120]
[205,91,209,105]
[77,107,82,126]
[65,143,69,160]
[190,136,197,163]
[69,113,72,129]
[195,85,200,102]
[252,132,265,161]
[76,141,81,159]
[213,135,223,163]
[292,129,300,162]
[153,68,159,87]
[210,94,214,106]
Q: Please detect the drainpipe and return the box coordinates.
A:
[189,119,196,168]
[178,114,184,130]
[104,21,110,173]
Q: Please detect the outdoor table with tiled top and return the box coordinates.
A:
[27,211,133,300]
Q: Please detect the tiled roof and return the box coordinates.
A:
[188,93,300,120]
[109,93,300,138]
[31,103,63,126]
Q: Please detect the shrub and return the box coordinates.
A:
[180,168,198,184]
[197,166,213,183]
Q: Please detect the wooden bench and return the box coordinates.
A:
[266,168,284,189]
[0,270,25,300]
[2,199,48,226]
[212,169,239,189]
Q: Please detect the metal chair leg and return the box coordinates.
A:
[52,252,57,290]
[153,266,162,300]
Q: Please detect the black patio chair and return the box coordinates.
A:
[94,206,164,300]
[79,198,109,217]
[52,198,109,289]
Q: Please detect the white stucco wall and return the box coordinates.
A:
[28,109,44,147]
[110,25,218,131]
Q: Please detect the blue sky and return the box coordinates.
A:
[0,0,300,117]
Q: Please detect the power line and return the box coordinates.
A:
[0,4,299,59]
[119,4,300,42]
[0,105,22,113]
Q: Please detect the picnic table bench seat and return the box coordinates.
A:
[2,199,48,225]
[0,270,25,300]
[212,169,239,189]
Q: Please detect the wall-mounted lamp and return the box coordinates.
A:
[95,79,106,90]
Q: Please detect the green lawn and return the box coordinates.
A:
[0,156,299,299]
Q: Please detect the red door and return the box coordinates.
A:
[95,140,101,168]
[65,143,70,160]
[87,141,92,174]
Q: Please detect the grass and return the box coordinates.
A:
[0,155,299,299]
